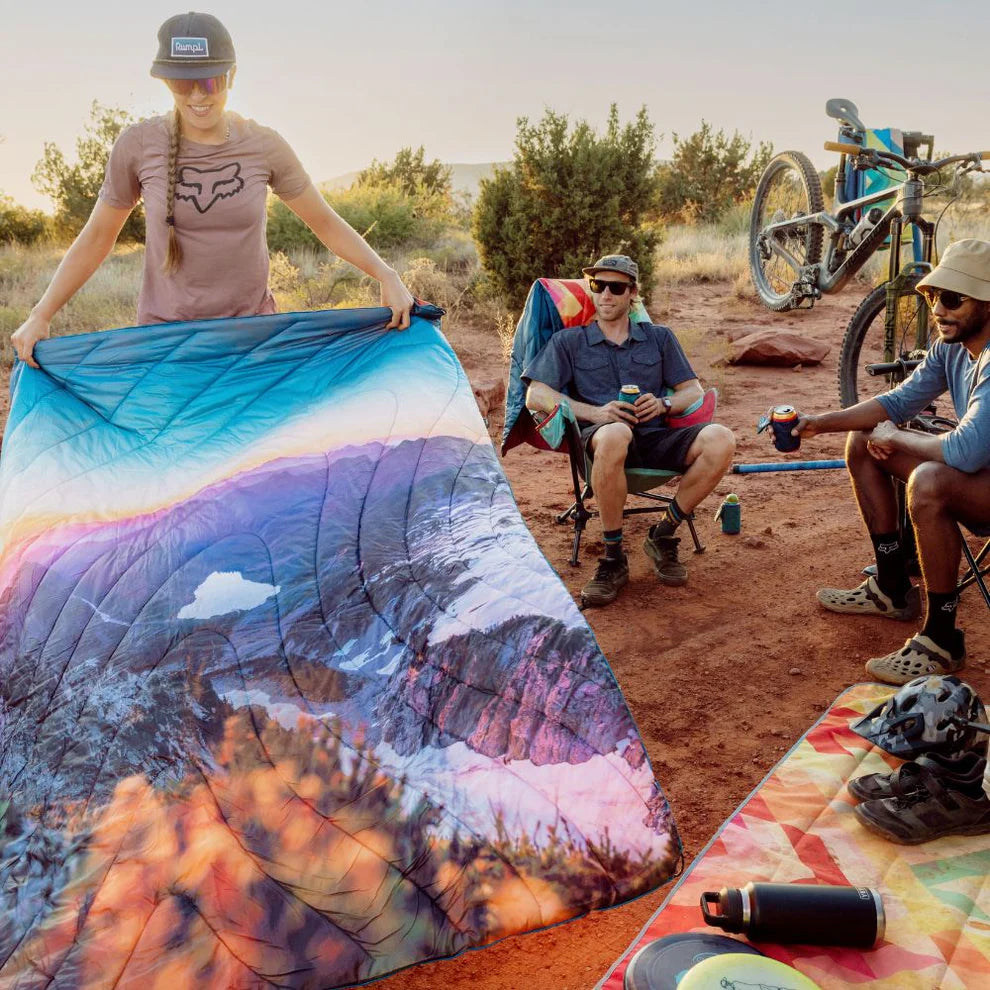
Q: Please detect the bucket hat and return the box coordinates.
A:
[582,254,639,282]
[151,12,236,79]
[917,239,990,302]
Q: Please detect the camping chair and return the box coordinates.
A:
[501,277,716,567]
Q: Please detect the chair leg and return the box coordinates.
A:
[959,538,990,608]
[685,515,705,554]
[565,484,594,567]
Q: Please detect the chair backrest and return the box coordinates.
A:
[502,278,650,455]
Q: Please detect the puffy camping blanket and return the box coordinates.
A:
[0,307,679,989]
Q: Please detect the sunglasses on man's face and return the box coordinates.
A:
[165,73,229,96]
[922,288,970,311]
[589,277,635,296]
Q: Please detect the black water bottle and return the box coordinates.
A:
[700,882,884,948]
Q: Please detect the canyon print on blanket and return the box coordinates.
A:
[0,306,678,988]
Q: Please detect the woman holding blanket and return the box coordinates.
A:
[11,11,415,368]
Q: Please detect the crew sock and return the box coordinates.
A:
[921,591,961,652]
[869,531,912,605]
[603,529,625,563]
[650,499,688,540]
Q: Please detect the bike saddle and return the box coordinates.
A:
[825,98,866,134]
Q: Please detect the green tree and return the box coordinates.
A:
[358,146,452,200]
[32,101,145,242]
[657,121,772,224]
[472,105,662,308]
[0,193,49,245]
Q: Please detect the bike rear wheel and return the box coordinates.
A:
[749,151,824,311]
[837,274,934,407]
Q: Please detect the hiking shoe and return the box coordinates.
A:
[643,532,688,586]
[581,555,629,607]
[853,756,990,844]
[865,631,966,686]
[817,576,920,621]
[848,751,986,803]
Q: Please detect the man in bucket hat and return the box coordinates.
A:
[794,239,990,684]
[522,254,735,607]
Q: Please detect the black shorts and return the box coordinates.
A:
[581,423,707,473]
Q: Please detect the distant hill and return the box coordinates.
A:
[321,162,509,199]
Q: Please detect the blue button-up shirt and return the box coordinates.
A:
[522,320,696,433]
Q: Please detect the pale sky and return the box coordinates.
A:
[3,1,989,211]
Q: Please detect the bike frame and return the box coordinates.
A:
[757,176,919,298]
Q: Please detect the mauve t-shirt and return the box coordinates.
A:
[99,114,311,325]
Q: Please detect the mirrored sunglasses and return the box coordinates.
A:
[589,277,634,296]
[165,73,229,96]
[922,288,969,311]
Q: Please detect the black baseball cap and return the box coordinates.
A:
[151,12,236,79]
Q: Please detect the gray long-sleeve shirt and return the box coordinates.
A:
[876,339,990,472]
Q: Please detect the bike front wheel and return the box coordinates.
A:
[837,275,934,407]
[749,151,824,311]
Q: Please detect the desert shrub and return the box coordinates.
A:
[267,181,449,255]
[472,105,663,309]
[32,102,145,242]
[657,121,772,225]
[400,257,471,317]
[0,194,49,246]
[359,145,453,199]
[267,249,369,312]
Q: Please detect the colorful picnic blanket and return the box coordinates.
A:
[598,683,990,990]
[0,307,679,989]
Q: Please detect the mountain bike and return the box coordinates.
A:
[748,98,989,406]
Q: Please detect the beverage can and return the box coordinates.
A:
[770,404,801,452]
[618,385,641,404]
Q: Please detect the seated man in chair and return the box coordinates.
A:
[795,239,990,684]
[523,254,735,607]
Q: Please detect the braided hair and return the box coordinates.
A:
[163,110,182,274]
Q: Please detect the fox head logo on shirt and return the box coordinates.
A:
[176,164,244,214]
[171,37,209,58]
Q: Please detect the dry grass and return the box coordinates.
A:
[0,235,510,370]
[653,224,749,287]
[0,243,146,366]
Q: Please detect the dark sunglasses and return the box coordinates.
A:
[589,277,635,296]
[164,73,230,96]
[922,288,970,311]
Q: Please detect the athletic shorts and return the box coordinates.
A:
[581,423,707,473]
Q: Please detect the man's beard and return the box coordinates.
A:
[939,302,990,344]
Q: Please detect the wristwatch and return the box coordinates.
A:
[661,396,673,415]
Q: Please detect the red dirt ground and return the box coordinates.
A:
[378,279,990,990]
[3,280,986,989]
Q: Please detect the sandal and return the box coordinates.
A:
[865,632,966,686]
[817,576,920,621]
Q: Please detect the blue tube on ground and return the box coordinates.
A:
[732,460,846,474]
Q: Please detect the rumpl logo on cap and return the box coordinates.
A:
[171,37,210,58]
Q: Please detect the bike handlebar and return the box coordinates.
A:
[824,141,865,155]
[823,141,990,173]
[866,358,922,377]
